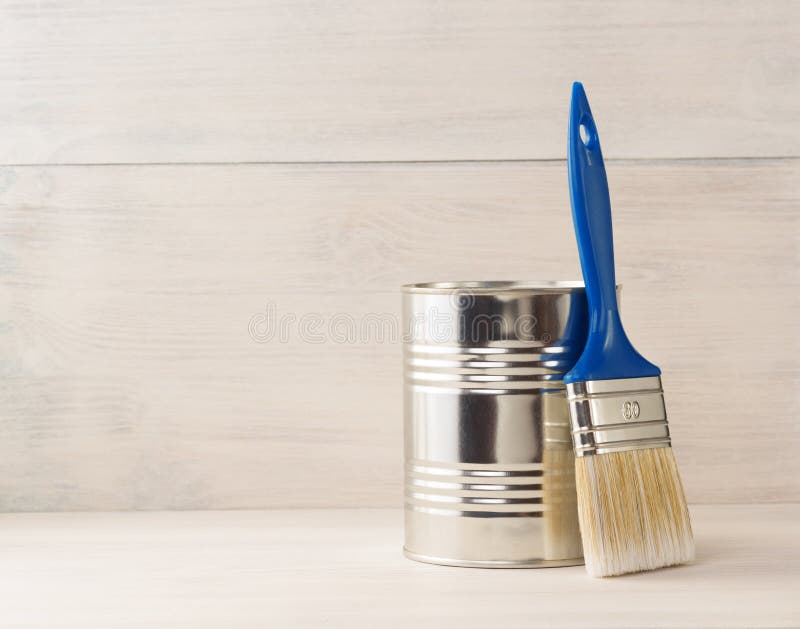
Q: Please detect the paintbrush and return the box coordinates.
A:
[564,82,694,577]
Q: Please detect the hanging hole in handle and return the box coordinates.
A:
[579,123,592,147]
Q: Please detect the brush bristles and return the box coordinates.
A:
[574,447,694,577]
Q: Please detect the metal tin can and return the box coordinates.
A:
[402,281,590,568]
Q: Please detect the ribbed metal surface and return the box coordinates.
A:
[405,344,572,392]
[406,460,545,517]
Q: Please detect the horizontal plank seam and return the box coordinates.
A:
[0,156,798,168]
[1,500,797,514]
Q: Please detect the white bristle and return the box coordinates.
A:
[575,447,694,577]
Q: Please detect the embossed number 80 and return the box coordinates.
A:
[623,401,640,420]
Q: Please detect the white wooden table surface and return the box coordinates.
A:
[1,504,797,628]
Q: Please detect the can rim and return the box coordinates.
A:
[401,280,586,294]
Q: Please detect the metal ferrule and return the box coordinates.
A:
[566,376,671,457]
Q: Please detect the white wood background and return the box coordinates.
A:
[0,1,798,510]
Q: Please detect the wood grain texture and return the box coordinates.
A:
[2,0,798,164]
[0,505,798,628]
[0,160,797,510]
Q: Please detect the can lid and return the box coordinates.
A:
[401,280,586,294]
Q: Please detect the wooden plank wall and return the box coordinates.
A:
[0,1,798,510]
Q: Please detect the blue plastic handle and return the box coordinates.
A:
[563,82,661,384]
